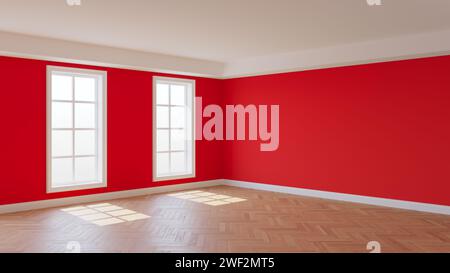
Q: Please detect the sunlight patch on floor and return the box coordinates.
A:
[61,203,150,226]
[168,190,247,206]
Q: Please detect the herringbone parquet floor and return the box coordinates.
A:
[0,186,449,253]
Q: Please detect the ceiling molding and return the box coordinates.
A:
[0,31,225,78]
[221,29,450,79]
[1,30,450,80]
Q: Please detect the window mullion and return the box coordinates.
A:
[72,76,76,183]
[94,77,99,181]
[184,88,188,171]
[168,84,172,173]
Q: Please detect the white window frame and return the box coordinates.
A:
[153,76,195,182]
[46,66,107,193]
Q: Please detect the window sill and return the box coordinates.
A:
[153,173,195,182]
[47,181,107,194]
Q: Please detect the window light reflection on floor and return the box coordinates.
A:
[168,190,247,206]
[61,203,150,226]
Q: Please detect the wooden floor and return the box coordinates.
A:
[1,185,450,253]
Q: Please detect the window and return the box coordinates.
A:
[47,66,107,193]
[153,76,195,181]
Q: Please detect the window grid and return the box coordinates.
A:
[168,84,172,172]
[51,73,99,184]
[47,66,107,194]
[155,84,188,174]
[153,77,194,181]
[47,66,107,193]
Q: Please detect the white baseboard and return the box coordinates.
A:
[222,179,450,216]
[2,178,450,216]
[0,179,223,214]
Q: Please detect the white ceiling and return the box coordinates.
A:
[0,0,450,63]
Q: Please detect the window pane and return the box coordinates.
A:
[52,102,73,128]
[156,129,169,152]
[75,77,96,102]
[75,130,96,156]
[154,78,194,180]
[75,103,96,128]
[156,106,169,128]
[49,69,106,191]
[171,129,185,151]
[156,153,169,175]
[170,84,185,106]
[156,84,169,105]
[75,157,97,182]
[52,131,73,157]
[52,158,73,186]
[171,152,186,173]
[52,75,72,101]
[171,106,185,128]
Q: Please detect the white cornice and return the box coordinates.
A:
[0,31,225,78]
[221,29,450,78]
[1,30,450,79]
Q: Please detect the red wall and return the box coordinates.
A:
[222,55,450,206]
[2,54,450,207]
[0,56,223,205]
